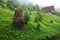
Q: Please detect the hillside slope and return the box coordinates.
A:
[0,7,60,40]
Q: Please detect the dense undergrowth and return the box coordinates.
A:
[0,7,60,40]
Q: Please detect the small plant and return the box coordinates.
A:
[50,33,60,40]
[43,33,60,40]
[34,11,42,30]
[30,12,31,15]
[36,23,40,30]
[50,20,53,23]
[24,11,30,24]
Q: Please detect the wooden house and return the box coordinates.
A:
[42,6,55,14]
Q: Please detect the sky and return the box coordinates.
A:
[29,0,60,8]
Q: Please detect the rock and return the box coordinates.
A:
[13,7,25,29]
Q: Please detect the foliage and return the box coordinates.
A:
[21,4,40,11]
[0,0,7,8]
[24,11,30,24]
[0,0,40,11]
[6,0,19,10]
[54,12,60,17]
[0,7,60,40]
[35,11,42,23]
[34,11,43,30]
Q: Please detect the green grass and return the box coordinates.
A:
[0,7,60,40]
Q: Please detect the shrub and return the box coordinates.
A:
[24,11,30,24]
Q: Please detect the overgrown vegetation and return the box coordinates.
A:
[0,0,60,40]
[0,0,40,11]
[0,7,60,40]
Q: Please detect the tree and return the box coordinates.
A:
[0,0,7,8]
[34,4,40,11]
[0,0,4,5]
[7,0,20,10]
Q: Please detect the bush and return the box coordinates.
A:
[24,11,30,24]
[50,20,53,23]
